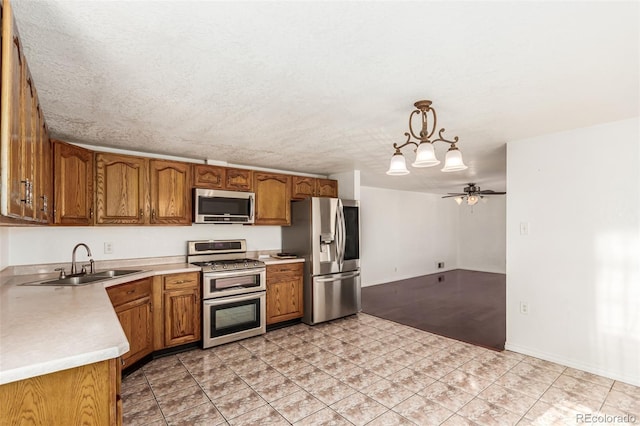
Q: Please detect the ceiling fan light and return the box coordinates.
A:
[386,152,410,176]
[455,196,464,205]
[468,195,479,206]
[441,147,468,172]
[411,142,440,168]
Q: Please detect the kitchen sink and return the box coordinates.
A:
[21,269,144,286]
[91,270,144,278]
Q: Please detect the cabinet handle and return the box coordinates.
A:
[89,208,94,219]
[126,289,136,295]
[40,195,48,213]
[139,209,144,217]
[152,209,156,220]
[173,279,194,284]
[20,179,32,205]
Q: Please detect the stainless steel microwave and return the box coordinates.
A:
[193,189,255,224]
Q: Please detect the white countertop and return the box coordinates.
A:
[0,263,200,385]
[262,257,306,265]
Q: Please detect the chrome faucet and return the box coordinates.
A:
[71,243,94,275]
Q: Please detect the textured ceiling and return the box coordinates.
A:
[11,1,639,194]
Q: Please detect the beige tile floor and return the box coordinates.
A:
[122,313,639,425]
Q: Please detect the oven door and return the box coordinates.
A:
[202,292,266,348]
[203,268,266,299]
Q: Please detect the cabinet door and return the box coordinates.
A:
[163,272,200,347]
[95,153,147,224]
[0,359,118,426]
[193,164,224,189]
[53,141,94,225]
[20,70,35,219]
[107,278,153,369]
[266,263,304,324]
[226,168,253,191]
[291,176,316,200]
[148,159,191,225]
[35,106,51,223]
[164,287,201,347]
[254,172,291,225]
[3,14,25,218]
[316,179,338,198]
[113,296,153,369]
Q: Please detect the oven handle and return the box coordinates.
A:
[203,291,265,306]
[203,269,265,279]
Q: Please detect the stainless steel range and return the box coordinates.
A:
[188,239,266,348]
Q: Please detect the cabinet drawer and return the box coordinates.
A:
[163,272,199,290]
[266,263,303,283]
[107,278,151,307]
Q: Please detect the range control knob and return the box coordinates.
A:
[222,264,227,269]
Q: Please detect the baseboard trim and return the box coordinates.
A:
[505,342,640,387]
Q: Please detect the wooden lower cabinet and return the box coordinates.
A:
[106,278,153,369]
[266,262,304,325]
[153,272,201,349]
[0,358,121,425]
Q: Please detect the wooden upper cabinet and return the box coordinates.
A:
[254,172,291,226]
[4,12,25,219]
[193,164,225,189]
[35,108,52,223]
[149,159,191,225]
[291,176,316,200]
[53,141,93,225]
[317,179,338,198]
[95,153,147,225]
[193,165,252,192]
[291,177,338,200]
[225,168,253,191]
[1,1,51,223]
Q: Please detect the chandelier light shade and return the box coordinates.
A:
[386,150,410,175]
[387,100,468,176]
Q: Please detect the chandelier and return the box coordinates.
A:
[386,100,467,175]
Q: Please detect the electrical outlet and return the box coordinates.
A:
[437,262,445,269]
[520,222,529,235]
[520,301,529,315]
[104,242,113,254]
[438,275,445,282]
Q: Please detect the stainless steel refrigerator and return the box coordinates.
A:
[282,197,361,325]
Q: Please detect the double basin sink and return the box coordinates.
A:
[22,270,144,286]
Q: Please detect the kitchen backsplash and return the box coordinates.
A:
[2,224,281,267]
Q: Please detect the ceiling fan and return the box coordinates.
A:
[442,183,506,205]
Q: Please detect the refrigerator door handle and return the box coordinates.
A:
[337,199,346,269]
[334,199,342,269]
[315,270,360,282]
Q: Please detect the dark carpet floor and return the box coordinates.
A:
[361,269,506,350]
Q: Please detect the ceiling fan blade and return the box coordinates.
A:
[477,190,506,195]
[446,192,466,195]
[442,194,465,198]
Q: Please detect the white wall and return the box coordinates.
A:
[360,186,458,287]
[506,117,640,386]
[457,197,506,273]
[330,170,361,200]
[6,224,281,266]
[0,227,9,270]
